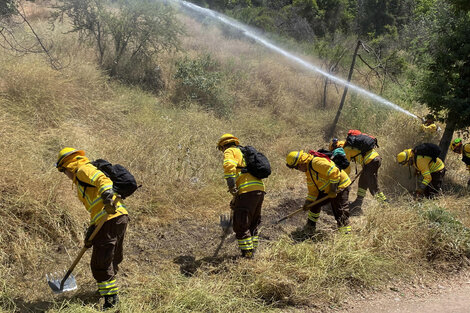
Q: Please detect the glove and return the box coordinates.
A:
[101,190,116,214]
[84,224,96,248]
[328,183,338,198]
[226,177,238,196]
[230,197,236,210]
[303,200,313,211]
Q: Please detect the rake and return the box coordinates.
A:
[212,212,233,258]
[46,213,109,294]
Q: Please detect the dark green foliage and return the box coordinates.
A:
[448,0,470,12]
[421,206,470,263]
[54,0,182,92]
[0,0,16,17]
[417,9,470,130]
[356,0,415,36]
[173,55,231,117]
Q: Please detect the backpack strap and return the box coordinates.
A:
[307,161,320,192]
[75,162,97,198]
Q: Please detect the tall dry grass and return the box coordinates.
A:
[0,6,469,313]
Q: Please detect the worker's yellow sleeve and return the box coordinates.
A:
[223,148,238,179]
[75,163,128,225]
[415,156,444,186]
[421,123,437,134]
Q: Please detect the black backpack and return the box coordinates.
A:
[345,130,378,156]
[413,143,441,163]
[90,159,140,199]
[239,146,271,179]
[317,148,350,170]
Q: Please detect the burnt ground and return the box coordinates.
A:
[125,194,345,279]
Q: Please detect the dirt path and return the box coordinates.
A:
[338,274,470,313]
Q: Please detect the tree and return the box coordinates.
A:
[54,0,183,91]
[418,4,470,161]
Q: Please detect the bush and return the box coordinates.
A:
[422,205,470,264]
[54,0,182,92]
[173,55,231,117]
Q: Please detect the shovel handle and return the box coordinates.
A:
[60,213,109,290]
[274,195,330,224]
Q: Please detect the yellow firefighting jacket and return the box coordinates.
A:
[63,156,128,225]
[421,123,437,134]
[303,155,351,202]
[223,146,264,194]
[463,143,470,173]
[413,155,445,187]
[343,146,379,175]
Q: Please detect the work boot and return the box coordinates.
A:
[349,197,364,216]
[302,222,316,237]
[241,249,254,259]
[103,294,119,310]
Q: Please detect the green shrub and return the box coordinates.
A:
[421,205,470,263]
[54,0,182,93]
[173,55,231,117]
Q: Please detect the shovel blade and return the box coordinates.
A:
[46,271,77,294]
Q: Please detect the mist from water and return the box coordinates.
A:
[174,0,418,119]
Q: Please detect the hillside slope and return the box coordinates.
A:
[0,2,469,312]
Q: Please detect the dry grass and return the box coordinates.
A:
[0,6,469,313]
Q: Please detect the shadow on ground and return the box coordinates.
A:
[173,255,238,276]
[13,290,100,312]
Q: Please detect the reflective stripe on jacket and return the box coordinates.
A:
[343,146,379,166]
[64,156,128,225]
[414,156,445,187]
[305,156,351,202]
[223,146,264,194]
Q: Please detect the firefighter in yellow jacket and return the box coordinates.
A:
[217,134,265,258]
[56,148,129,309]
[450,138,470,188]
[420,114,438,134]
[396,148,445,198]
[330,138,387,215]
[286,150,351,235]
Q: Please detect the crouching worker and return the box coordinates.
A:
[450,138,470,189]
[56,148,129,309]
[217,134,265,259]
[286,150,351,235]
[396,145,445,198]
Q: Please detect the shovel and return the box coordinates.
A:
[46,213,109,294]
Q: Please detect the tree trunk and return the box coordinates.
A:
[322,77,328,109]
[438,121,455,162]
[327,40,361,139]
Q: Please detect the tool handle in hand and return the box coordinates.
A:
[274,195,330,224]
[60,213,109,289]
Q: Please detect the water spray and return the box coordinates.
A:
[174,0,419,120]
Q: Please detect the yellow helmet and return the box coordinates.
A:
[286,150,304,168]
[450,138,463,153]
[396,149,412,165]
[217,133,240,150]
[56,147,85,171]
